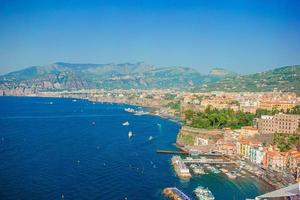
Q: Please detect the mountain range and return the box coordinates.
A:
[0,62,299,93]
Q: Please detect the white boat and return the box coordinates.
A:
[148,136,153,140]
[208,166,220,174]
[193,167,206,175]
[122,121,130,126]
[124,108,135,113]
[72,99,77,102]
[194,186,215,200]
[226,172,237,179]
[220,168,228,173]
[128,131,133,138]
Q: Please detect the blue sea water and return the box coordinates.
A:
[0,96,273,200]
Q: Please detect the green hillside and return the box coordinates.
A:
[200,65,300,93]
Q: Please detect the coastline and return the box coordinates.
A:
[0,94,182,123]
[0,95,278,199]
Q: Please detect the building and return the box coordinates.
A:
[264,150,288,172]
[258,100,296,111]
[249,146,265,165]
[195,136,209,146]
[238,126,259,137]
[239,100,258,114]
[216,140,236,156]
[287,150,300,174]
[256,113,300,134]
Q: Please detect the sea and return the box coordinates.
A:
[0,96,273,200]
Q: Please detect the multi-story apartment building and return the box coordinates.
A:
[256,113,300,134]
[263,150,288,172]
[258,100,296,111]
[239,100,258,114]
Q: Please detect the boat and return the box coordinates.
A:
[226,172,237,179]
[49,102,53,104]
[193,166,206,175]
[124,108,135,113]
[208,166,220,174]
[122,121,130,126]
[72,99,77,102]
[194,186,215,200]
[148,136,153,141]
[220,168,228,173]
[128,131,133,138]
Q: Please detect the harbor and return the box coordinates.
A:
[0,97,276,200]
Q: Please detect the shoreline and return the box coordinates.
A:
[0,94,183,123]
[1,95,277,189]
[1,95,278,198]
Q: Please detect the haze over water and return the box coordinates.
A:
[0,97,273,199]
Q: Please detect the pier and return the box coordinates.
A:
[182,158,235,165]
[156,150,189,154]
[156,149,222,156]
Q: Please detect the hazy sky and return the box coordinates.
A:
[0,0,300,75]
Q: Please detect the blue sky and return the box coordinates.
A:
[0,0,299,74]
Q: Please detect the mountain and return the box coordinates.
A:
[0,62,208,91]
[209,67,236,76]
[0,63,299,93]
[201,65,300,93]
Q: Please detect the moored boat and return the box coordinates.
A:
[209,166,220,174]
[226,172,237,179]
[220,168,228,173]
[194,186,215,200]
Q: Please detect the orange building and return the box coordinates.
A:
[258,100,296,111]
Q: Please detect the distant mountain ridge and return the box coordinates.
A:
[201,65,300,93]
[0,62,299,93]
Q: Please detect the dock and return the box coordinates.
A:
[183,158,235,165]
[156,150,189,154]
